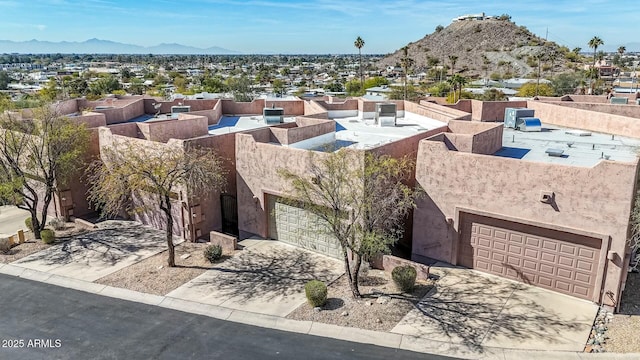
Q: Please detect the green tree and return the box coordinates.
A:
[427,82,451,97]
[551,72,583,96]
[363,76,389,89]
[345,79,364,96]
[279,150,420,298]
[0,105,89,239]
[435,25,444,33]
[478,88,507,101]
[226,76,254,102]
[87,141,226,267]
[354,36,365,91]
[39,78,61,101]
[89,75,122,96]
[326,82,344,93]
[388,84,422,101]
[517,82,554,97]
[0,71,10,90]
[272,78,286,96]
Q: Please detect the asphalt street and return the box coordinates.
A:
[0,274,458,360]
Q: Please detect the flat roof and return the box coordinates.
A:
[332,112,447,149]
[495,125,640,166]
[207,115,297,135]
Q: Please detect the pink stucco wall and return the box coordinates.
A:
[542,101,640,118]
[265,100,305,115]
[413,137,639,307]
[527,101,640,137]
[221,99,266,115]
[136,115,209,143]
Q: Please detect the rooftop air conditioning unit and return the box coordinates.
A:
[504,108,535,128]
[263,107,284,124]
[516,117,542,132]
[375,103,397,127]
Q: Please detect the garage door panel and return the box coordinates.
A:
[461,214,600,301]
[268,196,341,259]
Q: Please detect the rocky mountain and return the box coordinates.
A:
[0,38,240,55]
[378,19,571,78]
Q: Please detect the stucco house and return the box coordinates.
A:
[25,92,640,311]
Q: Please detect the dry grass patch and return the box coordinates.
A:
[606,272,640,353]
[95,241,222,295]
[287,269,435,331]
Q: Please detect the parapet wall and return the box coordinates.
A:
[527,101,640,137]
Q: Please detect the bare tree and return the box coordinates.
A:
[87,140,226,267]
[0,105,89,239]
[279,149,420,298]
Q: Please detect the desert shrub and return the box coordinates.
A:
[50,217,66,231]
[41,229,55,244]
[304,280,327,307]
[25,217,33,231]
[0,238,11,254]
[203,244,223,263]
[392,265,417,292]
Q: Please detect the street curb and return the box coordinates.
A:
[2,265,639,359]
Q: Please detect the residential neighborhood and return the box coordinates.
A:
[1,4,640,360]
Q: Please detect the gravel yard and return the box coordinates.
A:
[0,240,50,263]
[287,269,434,331]
[95,241,222,295]
[605,272,640,353]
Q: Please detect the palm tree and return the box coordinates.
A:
[588,36,604,67]
[618,46,626,57]
[447,74,467,103]
[354,36,365,93]
[588,36,604,93]
[400,46,414,100]
[448,55,459,76]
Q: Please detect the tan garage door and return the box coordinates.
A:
[459,214,601,301]
[267,196,342,258]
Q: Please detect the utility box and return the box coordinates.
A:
[504,108,535,128]
[610,97,628,104]
[375,103,397,127]
[263,107,284,124]
[516,117,542,132]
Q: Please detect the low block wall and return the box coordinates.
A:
[72,217,98,230]
[210,231,237,254]
[382,255,430,281]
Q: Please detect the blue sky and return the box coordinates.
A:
[0,0,637,54]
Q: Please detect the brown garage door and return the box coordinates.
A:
[459,214,601,301]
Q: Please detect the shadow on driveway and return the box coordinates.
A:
[393,267,596,352]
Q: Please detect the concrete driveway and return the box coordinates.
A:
[392,264,598,352]
[12,221,176,282]
[0,205,30,237]
[167,239,344,317]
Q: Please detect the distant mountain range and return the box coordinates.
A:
[0,38,240,55]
